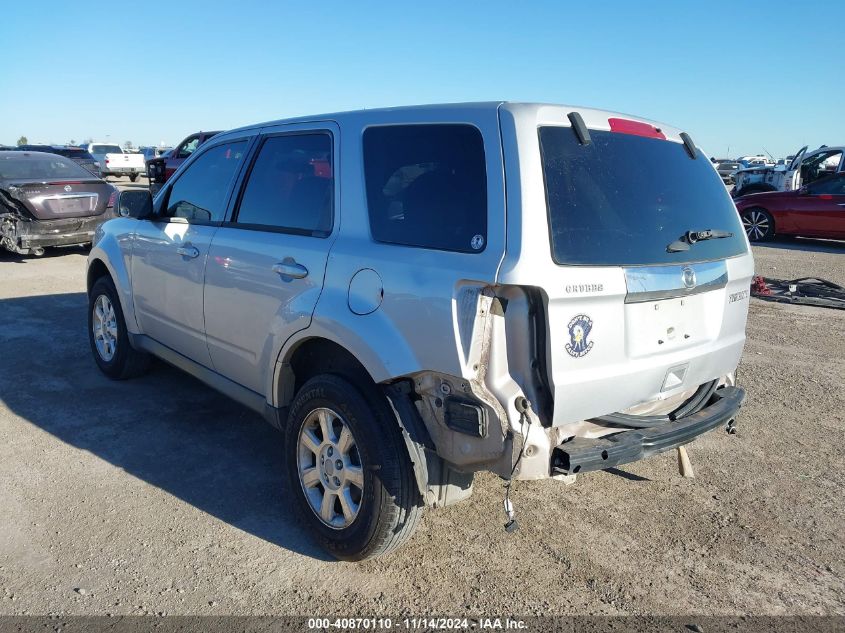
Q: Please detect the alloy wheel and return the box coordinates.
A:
[742,209,771,241]
[297,407,364,529]
[92,294,118,362]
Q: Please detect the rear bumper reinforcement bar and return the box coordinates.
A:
[552,386,746,475]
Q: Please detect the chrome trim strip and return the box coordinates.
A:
[624,260,728,303]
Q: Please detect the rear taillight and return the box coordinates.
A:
[107,191,117,209]
[105,157,110,164]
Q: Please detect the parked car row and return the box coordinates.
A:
[3,122,842,257]
[12,144,101,177]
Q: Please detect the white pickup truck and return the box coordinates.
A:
[82,143,146,182]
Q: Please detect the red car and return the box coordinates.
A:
[146,130,221,184]
[734,173,845,241]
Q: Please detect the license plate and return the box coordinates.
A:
[57,197,91,213]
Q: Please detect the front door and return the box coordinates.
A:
[131,138,250,366]
[203,125,338,395]
[790,174,845,237]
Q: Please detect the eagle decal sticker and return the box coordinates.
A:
[565,314,594,358]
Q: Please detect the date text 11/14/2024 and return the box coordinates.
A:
[307,618,528,630]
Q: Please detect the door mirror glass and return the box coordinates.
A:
[118,190,154,219]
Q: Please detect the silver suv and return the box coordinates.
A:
[87,102,752,560]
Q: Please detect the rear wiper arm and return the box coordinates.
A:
[667,229,734,253]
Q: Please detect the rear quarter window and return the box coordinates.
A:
[363,124,487,253]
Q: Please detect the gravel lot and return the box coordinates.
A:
[0,205,843,616]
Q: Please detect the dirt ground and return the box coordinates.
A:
[0,228,843,617]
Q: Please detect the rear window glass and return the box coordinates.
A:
[363,124,487,253]
[0,155,97,180]
[539,127,747,266]
[92,145,123,154]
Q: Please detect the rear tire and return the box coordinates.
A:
[88,276,151,379]
[741,207,775,242]
[284,374,423,560]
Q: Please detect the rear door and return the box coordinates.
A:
[203,123,338,395]
[131,138,251,366]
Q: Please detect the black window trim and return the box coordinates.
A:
[154,134,257,226]
[224,129,336,239]
[360,122,488,254]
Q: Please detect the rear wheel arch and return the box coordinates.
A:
[279,337,379,410]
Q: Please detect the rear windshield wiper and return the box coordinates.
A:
[667,229,734,253]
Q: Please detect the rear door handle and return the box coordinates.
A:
[272,261,309,279]
[176,245,200,259]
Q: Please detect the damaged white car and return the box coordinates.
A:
[87,102,752,560]
[733,145,844,197]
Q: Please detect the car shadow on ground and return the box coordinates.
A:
[0,291,331,561]
[752,236,845,255]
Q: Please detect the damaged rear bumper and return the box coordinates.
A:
[552,386,746,475]
[2,214,110,253]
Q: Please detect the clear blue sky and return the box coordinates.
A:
[2,1,843,158]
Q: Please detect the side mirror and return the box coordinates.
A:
[117,190,154,219]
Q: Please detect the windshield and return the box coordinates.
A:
[91,144,123,154]
[0,155,98,180]
[539,127,747,266]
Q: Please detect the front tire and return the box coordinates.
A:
[88,276,150,379]
[741,207,775,242]
[129,174,138,182]
[284,374,423,561]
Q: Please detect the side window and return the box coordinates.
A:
[363,124,487,253]
[165,141,248,222]
[234,133,333,236]
[808,174,845,196]
[176,136,200,159]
